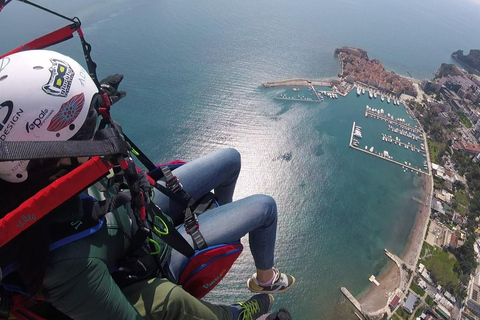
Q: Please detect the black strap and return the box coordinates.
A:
[147,202,195,257]
[183,207,207,250]
[0,128,128,161]
[159,166,208,250]
[124,134,156,171]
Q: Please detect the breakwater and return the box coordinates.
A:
[262,78,335,88]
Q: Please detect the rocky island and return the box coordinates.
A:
[452,49,480,74]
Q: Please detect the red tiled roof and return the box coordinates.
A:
[389,295,400,308]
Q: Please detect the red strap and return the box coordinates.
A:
[0,24,76,59]
[0,157,114,247]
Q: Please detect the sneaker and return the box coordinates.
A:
[247,268,296,294]
[256,308,292,320]
[232,294,274,320]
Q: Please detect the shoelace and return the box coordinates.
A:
[238,300,261,320]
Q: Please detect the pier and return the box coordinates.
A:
[262,78,353,97]
[365,108,422,135]
[275,95,321,103]
[387,125,421,141]
[412,196,428,206]
[369,275,380,286]
[349,122,429,176]
[340,287,364,316]
[262,78,334,88]
[381,133,424,153]
[309,83,324,102]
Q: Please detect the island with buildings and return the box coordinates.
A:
[263,46,480,320]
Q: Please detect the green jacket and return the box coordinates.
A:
[42,183,171,319]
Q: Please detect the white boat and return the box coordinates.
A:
[361,88,365,94]
[354,129,362,138]
[373,92,377,98]
[387,97,390,104]
[368,91,373,99]
[356,87,361,96]
[369,146,374,152]
[381,96,384,102]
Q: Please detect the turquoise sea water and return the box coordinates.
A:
[2,0,480,319]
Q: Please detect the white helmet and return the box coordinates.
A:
[0,50,99,183]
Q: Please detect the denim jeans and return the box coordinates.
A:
[152,148,277,283]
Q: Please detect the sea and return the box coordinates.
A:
[2,0,480,319]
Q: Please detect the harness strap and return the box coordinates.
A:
[160,166,207,250]
[0,24,77,60]
[0,135,127,161]
[0,156,114,247]
[147,202,195,257]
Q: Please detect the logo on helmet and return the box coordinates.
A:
[42,58,75,97]
[47,93,85,132]
[25,108,54,133]
[0,100,23,141]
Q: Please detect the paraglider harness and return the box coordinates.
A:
[0,1,242,318]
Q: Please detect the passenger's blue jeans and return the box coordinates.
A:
[153,148,277,282]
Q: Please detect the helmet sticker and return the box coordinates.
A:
[0,100,23,141]
[0,56,10,74]
[25,108,54,134]
[42,58,75,97]
[47,93,85,132]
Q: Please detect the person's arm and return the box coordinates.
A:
[43,257,144,320]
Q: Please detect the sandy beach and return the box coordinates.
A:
[358,174,433,316]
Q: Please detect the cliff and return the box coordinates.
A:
[452,49,480,74]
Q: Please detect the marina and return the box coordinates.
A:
[364,106,422,135]
[381,134,423,153]
[349,122,430,175]
[274,84,341,103]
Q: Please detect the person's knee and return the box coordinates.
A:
[223,148,241,172]
[253,194,278,222]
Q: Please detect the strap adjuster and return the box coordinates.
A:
[184,212,199,234]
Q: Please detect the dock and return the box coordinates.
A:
[262,78,334,88]
[349,123,429,176]
[308,83,324,102]
[275,95,321,103]
[412,196,428,206]
[340,287,364,316]
[365,107,421,134]
[369,275,380,286]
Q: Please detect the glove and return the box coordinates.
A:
[100,74,127,105]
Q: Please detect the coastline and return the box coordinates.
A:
[358,174,433,315]
[262,47,434,318]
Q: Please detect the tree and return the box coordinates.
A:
[453,235,478,276]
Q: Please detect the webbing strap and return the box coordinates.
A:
[0,137,127,161]
[159,166,207,250]
[0,156,113,247]
[0,24,77,59]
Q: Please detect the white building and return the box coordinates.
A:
[466,271,480,317]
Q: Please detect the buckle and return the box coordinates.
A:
[166,176,183,194]
[184,213,199,234]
